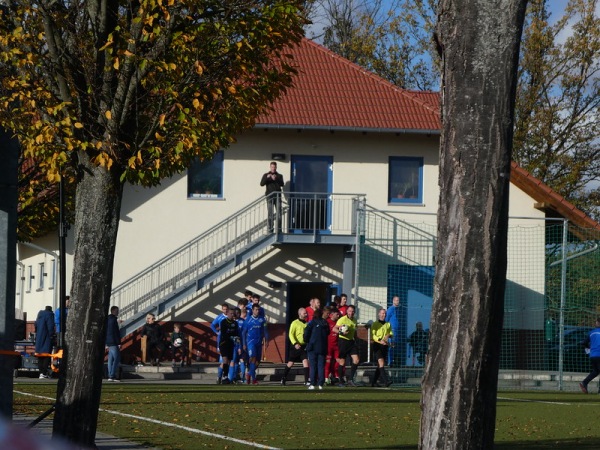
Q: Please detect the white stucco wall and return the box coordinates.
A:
[16,128,551,324]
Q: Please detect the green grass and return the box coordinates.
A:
[12,383,600,449]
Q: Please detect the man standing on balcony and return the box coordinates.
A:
[260,161,284,232]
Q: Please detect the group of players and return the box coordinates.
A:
[211,291,393,388]
[210,291,268,384]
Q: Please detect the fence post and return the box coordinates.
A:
[557,219,569,390]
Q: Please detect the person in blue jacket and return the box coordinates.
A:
[304,308,329,390]
[579,317,600,394]
[35,306,55,378]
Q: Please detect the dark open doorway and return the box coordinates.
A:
[284,282,339,360]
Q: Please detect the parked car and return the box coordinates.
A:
[548,326,593,372]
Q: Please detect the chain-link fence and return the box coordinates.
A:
[354,207,600,388]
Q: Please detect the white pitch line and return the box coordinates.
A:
[498,396,573,406]
[14,390,282,450]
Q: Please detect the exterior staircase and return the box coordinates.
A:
[113,192,365,336]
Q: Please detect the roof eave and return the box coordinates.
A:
[253,123,441,135]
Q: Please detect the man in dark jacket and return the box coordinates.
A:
[259,161,284,232]
[141,313,166,365]
[106,306,121,381]
[35,306,55,378]
[304,308,329,390]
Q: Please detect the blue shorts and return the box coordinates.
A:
[247,342,262,361]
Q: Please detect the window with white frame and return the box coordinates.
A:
[389,157,423,204]
[49,259,56,289]
[26,265,33,293]
[38,262,45,290]
[187,151,224,199]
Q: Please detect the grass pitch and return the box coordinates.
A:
[12,382,600,449]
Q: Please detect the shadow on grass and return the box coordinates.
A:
[495,438,600,449]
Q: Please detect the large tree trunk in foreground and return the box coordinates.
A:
[52,152,123,446]
[420,1,527,449]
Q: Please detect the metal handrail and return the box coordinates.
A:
[112,192,365,322]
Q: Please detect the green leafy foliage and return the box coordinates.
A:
[0,0,307,235]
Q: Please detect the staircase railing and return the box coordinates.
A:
[361,205,437,267]
[113,192,365,325]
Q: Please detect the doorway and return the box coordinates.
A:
[284,282,338,359]
[289,155,333,232]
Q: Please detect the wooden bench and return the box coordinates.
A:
[140,335,193,365]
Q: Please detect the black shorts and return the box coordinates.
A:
[219,341,234,360]
[288,345,308,362]
[372,342,388,361]
[338,338,358,359]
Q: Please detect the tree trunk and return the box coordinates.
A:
[52,151,123,447]
[420,1,527,449]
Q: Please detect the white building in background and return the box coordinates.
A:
[16,39,599,362]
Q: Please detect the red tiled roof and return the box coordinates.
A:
[256,39,599,230]
[257,39,441,131]
[510,162,600,233]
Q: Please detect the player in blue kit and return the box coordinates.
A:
[242,303,269,384]
[211,303,228,384]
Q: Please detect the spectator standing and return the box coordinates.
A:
[370,308,393,387]
[282,307,309,386]
[579,318,600,394]
[54,296,71,334]
[106,306,121,381]
[259,161,284,232]
[408,322,429,366]
[385,295,401,365]
[34,306,55,379]
[304,308,329,390]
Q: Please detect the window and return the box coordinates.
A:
[48,259,56,289]
[26,265,33,293]
[389,157,423,204]
[187,151,224,199]
[38,263,45,290]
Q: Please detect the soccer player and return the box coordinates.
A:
[242,303,269,384]
[282,307,309,386]
[338,294,349,316]
[325,307,341,384]
[247,293,266,318]
[233,307,247,383]
[306,297,321,322]
[218,307,240,385]
[370,308,393,387]
[579,317,600,394]
[335,304,360,386]
[211,303,229,383]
